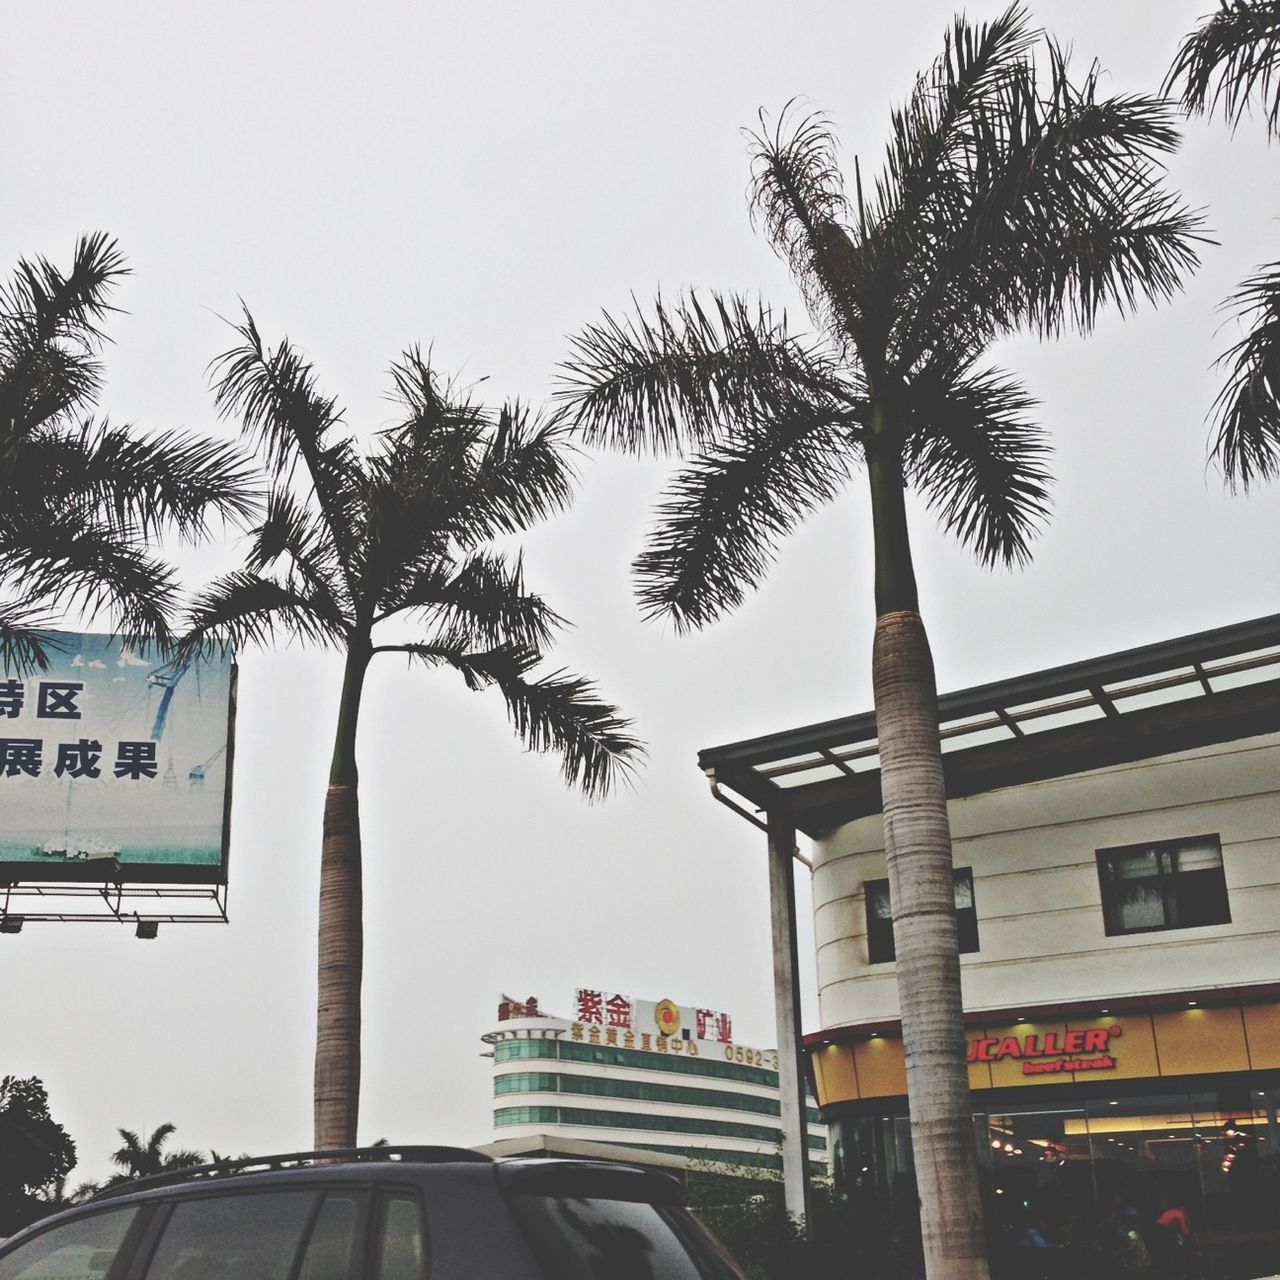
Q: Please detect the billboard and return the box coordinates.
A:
[0,632,235,885]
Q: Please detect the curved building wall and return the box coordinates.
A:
[812,732,1280,1028]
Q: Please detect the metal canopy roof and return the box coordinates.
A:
[699,613,1280,839]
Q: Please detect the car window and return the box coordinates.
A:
[507,1195,721,1280]
[142,1191,316,1280]
[296,1193,362,1280]
[0,1207,139,1280]
[374,1194,426,1280]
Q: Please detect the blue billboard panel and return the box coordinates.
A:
[0,633,235,884]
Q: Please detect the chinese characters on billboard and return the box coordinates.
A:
[574,988,733,1044]
[0,633,235,884]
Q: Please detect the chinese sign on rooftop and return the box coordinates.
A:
[574,988,733,1045]
[0,632,235,884]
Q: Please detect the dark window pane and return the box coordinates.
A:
[865,871,979,962]
[375,1196,425,1280]
[0,1208,137,1280]
[144,1192,316,1280]
[507,1195,715,1279]
[1097,836,1229,935]
[297,1194,361,1280]
[1172,868,1231,928]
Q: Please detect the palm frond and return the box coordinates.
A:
[902,366,1050,567]
[0,233,127,438]
[875,5,1037,233]
[634,411,860,631]
[1167,0,1280,138]
[0,232,127,350]
[892,37,1205,366]
[1209,261,1280,487]
[385,551,563,650]
[179,571,346,660]
[10,421,259,541]
[376,353,576,554]
[558,290,851,455]
[247,487,346,609]
[209,308,366,575]
[0,601,62,675]
[406,640,642,799]
[747,106,861,340]
[0,519,179,646]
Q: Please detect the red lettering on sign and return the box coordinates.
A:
[997,1036,1022,1059]
[1083,1029,1108,1052]
[1063,1030,1085,1053]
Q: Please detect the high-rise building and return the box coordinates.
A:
[481,989,827,1175]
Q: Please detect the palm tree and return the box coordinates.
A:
[108,1124,205,1182]
[1167,0,1280,485]
[0,234,254,672]
[557,10,1202,1277]
[180,310,642,1150]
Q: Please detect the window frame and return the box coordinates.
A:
[369,1187,428,1280]
[0,1203,148,1280]
[864,867,979,965]
[135,1186,327,1280]
[1095,834,1231,937]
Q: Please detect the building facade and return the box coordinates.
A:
[481,989,827,1176]
[700,616,1280,1275]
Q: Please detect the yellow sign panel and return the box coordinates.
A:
[809,1001,1280,1107]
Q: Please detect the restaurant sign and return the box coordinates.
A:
[966,1025,1122,1075]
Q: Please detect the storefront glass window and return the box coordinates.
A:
[830,1086,1280,1279]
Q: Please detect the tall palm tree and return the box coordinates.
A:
[180,310,642,1149]
[0,234,256,672]
[1168,0,1280,485]
[557,10,1202,1277]
[109,1124,205,1182]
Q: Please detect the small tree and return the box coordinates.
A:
[107,1124,205,1183]
[0,1076,76,1234]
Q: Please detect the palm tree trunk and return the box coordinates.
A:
[868,437,990,1280]
[314,640,370,1149]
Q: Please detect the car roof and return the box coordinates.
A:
[80,1146,686,1209]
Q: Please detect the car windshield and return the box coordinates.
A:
[505,1194,745,1280]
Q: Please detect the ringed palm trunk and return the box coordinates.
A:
[868,430,990,1280]
[314,639,370,1149]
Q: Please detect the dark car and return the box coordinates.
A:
[0,1146,748,1279]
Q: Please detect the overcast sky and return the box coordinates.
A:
[5,0,1280,1186]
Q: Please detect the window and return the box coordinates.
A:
[143,1191,317,1280]
[0,1207,138,1280]
[1096,835,1230,935]
[505,1195,733,1280]
[865,869,978,964]
[296,1193,364,1280]
[374,1194,426,1280]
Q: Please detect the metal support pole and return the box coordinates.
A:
[767,806,812,1233]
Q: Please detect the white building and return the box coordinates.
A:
[700,615,1280,1274]
[481,989,827,1176]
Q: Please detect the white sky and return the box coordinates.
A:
[4,0,1279,1186]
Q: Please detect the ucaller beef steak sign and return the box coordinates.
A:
[966,1025,1122,1075]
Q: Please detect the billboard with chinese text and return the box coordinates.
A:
[574,988,734,1044]
[0,632,235,884]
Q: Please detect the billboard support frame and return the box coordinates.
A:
[0,874,228,925]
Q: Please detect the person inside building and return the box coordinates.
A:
[1151,1202,1193,1277]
